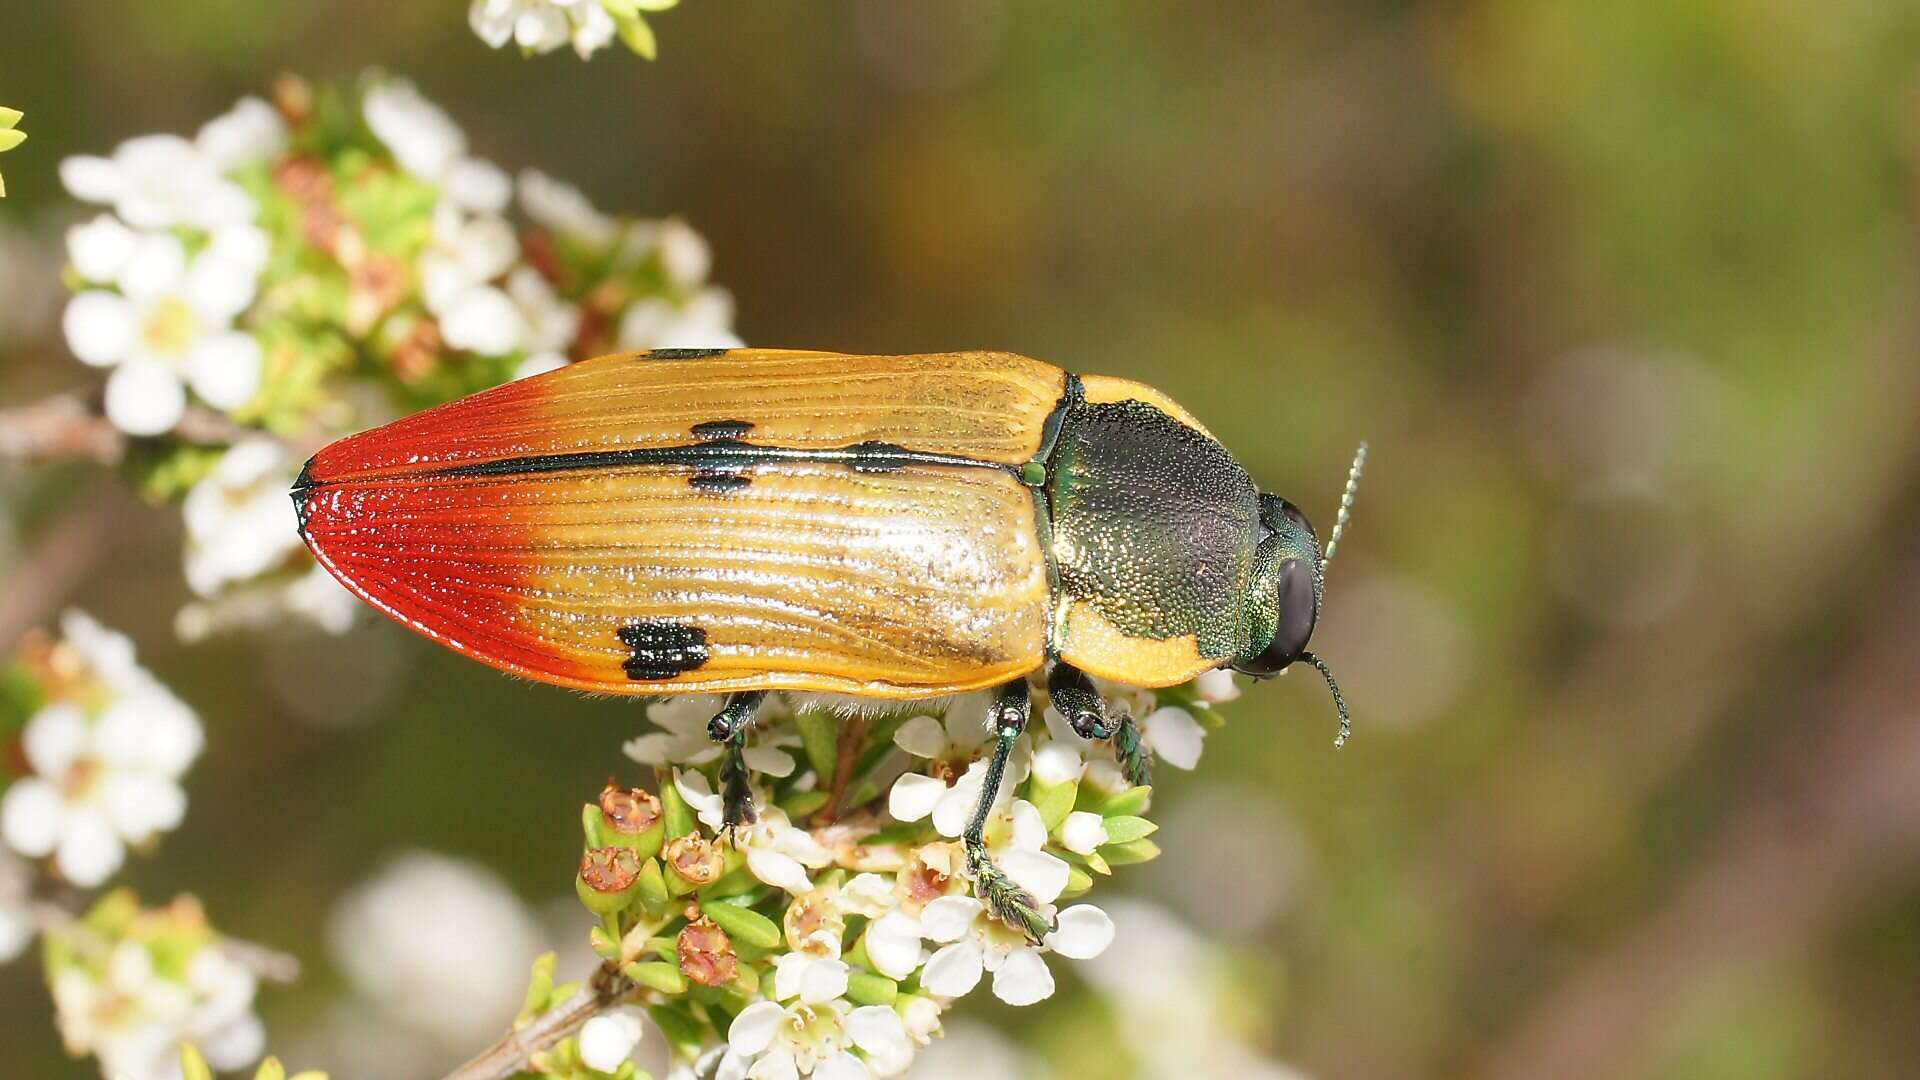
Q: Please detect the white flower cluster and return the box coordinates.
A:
[48,902,266,1080]
[1,612,203,888]
[470,0,619,60]
[61,99,286,435]
[606,675,1236,1080]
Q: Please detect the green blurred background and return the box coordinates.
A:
[6,1,1920,1077]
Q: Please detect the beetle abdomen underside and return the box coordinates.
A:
[296,350,1063,697]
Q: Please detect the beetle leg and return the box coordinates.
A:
[963,678,1055,945]
[1109,707,1152,789]
[705,691,766,835]
[1046,662,1112,740]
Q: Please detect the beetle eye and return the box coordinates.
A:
[1235,557,1317,677]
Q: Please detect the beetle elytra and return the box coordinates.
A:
[295,348,1362,939]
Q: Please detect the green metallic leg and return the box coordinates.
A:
[705,691,766,832]
[1110,709,1152,789]
[1047,662,1111,740]
[964,678,1054,944]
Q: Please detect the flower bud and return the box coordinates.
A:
[676,916,739,988]
[576,846,644,917]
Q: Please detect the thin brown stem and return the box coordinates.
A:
[442,965,635,1080]
[816,715,870,825]
[0,390,265,465]
[0,487,133,655]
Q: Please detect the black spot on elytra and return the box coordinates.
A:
[618,621,710,680]
[689,472,752,492]
[646,348,730,360]
[846,440,908,473]
[691,419,754,440]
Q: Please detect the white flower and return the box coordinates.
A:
[886,697,1030,839]
[284,563,361,634]
[471,0,621,60]
[0,851,32,964]
[52,939,266,1080]
[1191,668,1241,705]
[60,134,254,230]
[1137,705,1206,770]
[329,852,547,1047]
[724,999,911,1080]
[1055,811,1108,856]
[656,219,713,287]
[506,264,581,355]
[518,168,617,244]
[62,223,268,433]
[182,439,304,599]
[579,1010,646,1073]
[616,287,744,351]
[196,96,288,172]
[772,953,850,1005]
[673,773,830,894]
[628,698,797,774]
[0,617,202,888]
[626,697,727,767]
[363,79,509,212]
[918,896,1113,1008]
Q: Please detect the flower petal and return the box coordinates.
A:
[727,1000,784,1055]
[1008,800,1047,851]
[919,941,984,998]
[116,230,188,301]
[917,896,982,943]
[55,808,125,887]
[989,947,1056,1006]
[673,769,727,830]
[1030,741,1084,786]
[998,849,1069,906]
[63,290,138,367]
[886,773,944,824]
[1045,905,1115,960]
[21,704,89,777]
[814,1051,871,1080]
[1143,706,1205,770]
[104,359,187,436]
[1,779,64,857]
[743,745,797,778]
[747,847,814,895]
[578,1012,645,1073]
[863,912,924,981]
[1057,811,1109,856]
[187,332,264,410]
[59,154,121,204]
[67,214,136,283]
[892,715,948,759]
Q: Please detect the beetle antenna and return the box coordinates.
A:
[1299,650,1351,748]
[1320,441,1367,575]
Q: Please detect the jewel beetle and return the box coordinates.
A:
[294,348,1363,938]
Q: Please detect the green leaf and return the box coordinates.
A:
[254,1060,288,1080]
[624,960,687,994]
[796,711,840,783]
[847,971,898,1006]
[700,901,781,950]
[1100,815,1158,844]
[1060,865,1094,898]
[600,0,640,16]
[630,0,679,10]
[180,1045,215,1080]
[0,129,25,152]
[583,804,610,848]
[1100,837,1162,865]
[636,858,670,908]
[615,13,659,60]
[660,778,696,838]
[647,1005,704,1059]
[518,953,559,1025]
[0,107,22,128]
[781,788,830,818]
[1029,776,1079,833]
[1099,786,1153,818]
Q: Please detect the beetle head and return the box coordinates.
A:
[1231,444,1365,747]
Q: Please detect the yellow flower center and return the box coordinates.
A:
[141,297,200,358]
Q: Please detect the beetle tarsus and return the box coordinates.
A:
[705,692,766,832]
[1047,662,1111,741]
[1110,708,1152,789]
[963,679,1055,945]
